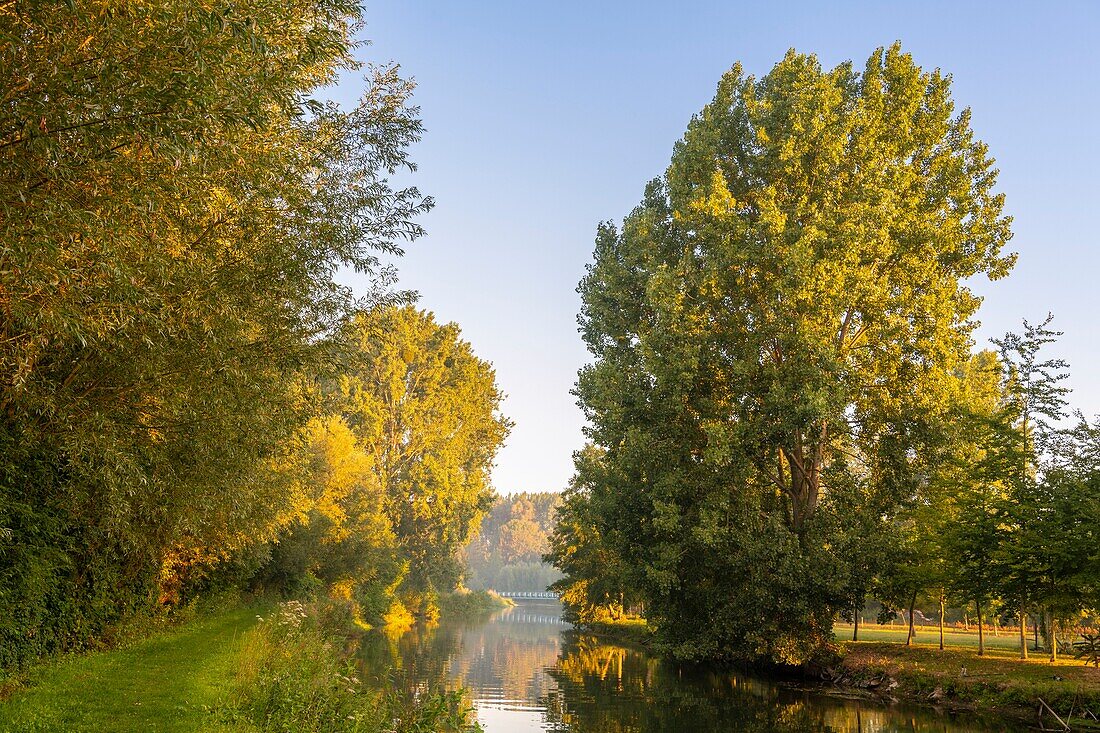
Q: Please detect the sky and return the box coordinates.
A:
[331,1,1100,494]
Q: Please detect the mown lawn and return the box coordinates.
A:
[0,607,261,733]
[834,621,1031,650]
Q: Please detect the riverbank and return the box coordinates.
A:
[0,596,484,733]
[833,641,1100,723]
[439,589,514,619]
[581,617,653,647]
[578,616,1100,726]
[0,605,262,733]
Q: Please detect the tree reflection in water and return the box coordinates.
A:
[354,602,1023,733]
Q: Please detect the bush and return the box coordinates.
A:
[438,590,512,619]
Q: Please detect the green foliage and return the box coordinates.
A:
[873,318,1100,660]
[227,601,479,733]
[1074,633,1100,668]
[545,448,639,625]
[551,45,1014,666]
[0,436,158,669]
[255,308,511,623]
[228,601,383,732]
[0,0,429,670]
[437,590,512,619]
[335,307,511,607]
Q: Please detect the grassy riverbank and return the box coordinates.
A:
[0,605,262,733]
[0,598,482,733]
[835,641,1100,720]
[834,621,1032,650]
[580,616,1100,723]
[438,589,513,619]
[581,617,652,647]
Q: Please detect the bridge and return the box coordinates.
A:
[496,590,559,600]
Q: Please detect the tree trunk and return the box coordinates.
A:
[938,593,946,651]
[1046,608,1057,662]
[964,611,969,631]
[976,600,985,657]
[906,591,917,646]
[853,607,860,642]
[1019,608,1028,660]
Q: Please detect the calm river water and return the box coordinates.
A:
[356,600,1025,732]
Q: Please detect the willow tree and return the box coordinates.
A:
[336,307,511,617]
[0,1,428,666]
[566,45,1014,663]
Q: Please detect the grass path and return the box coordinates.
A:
[0,607,261,733]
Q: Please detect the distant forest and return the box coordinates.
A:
[465,493,563,592]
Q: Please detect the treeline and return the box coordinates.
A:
[464,492,562,592]
[0,1,508,673]
[547,45,1100,666]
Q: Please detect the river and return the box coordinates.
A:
[356,600,1026,732]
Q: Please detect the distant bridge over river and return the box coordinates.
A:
[496,590,559,600]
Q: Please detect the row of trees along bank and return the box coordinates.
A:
[0,1,509,674]
[546,45,1100,667]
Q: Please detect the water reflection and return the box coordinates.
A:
[356,601,1024,733]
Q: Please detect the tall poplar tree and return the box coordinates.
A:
[562,45,1014,664]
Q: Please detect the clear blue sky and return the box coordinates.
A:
[334,1,1100,494]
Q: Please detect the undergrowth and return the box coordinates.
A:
[222,600,480,733]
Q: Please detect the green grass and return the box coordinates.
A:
[838,640,1100,716]
[0,606,263,733]
[835,622,1029,650]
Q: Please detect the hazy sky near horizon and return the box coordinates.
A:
[332,1,1100,494]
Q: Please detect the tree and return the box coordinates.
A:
[464,492,563,591]
[1000,414,1100,661]
[921,350,1016,657]
[546,447,638,623]
[335,307,511,616]
[499,501,550,564]
[993,317,1072,660]
[559,45,1014,664]
[0,0,429,666]
[254,415,403,623]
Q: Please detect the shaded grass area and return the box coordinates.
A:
[837,640,1100,718]
[0,606,262,733]
[834,622,1029,650]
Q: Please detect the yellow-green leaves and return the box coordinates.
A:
[0,0,429,664]
[336,307,512,602]
[564,45,1015,666]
